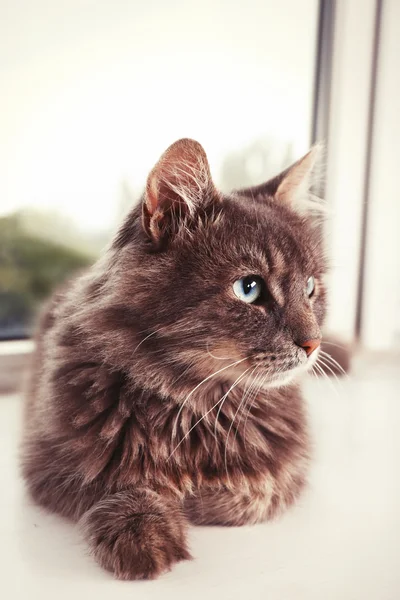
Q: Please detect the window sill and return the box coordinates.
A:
[0,340,34,394]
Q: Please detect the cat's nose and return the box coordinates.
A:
[298,338,321,357]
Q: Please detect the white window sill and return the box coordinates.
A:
[0,340,34,394]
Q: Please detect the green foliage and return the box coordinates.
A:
[0,213,92,338]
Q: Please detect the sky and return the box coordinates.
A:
[1,0,318,232]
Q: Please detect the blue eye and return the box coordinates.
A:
[233,276,263,304]
[306,276,315,297]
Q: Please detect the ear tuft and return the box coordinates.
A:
[236,143,325,216]
[274,143,324,211]
[143,139,215,244]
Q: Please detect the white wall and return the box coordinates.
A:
[324,0,378,343]
[361,0,400,350]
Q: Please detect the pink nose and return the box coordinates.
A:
[299,338,321,357]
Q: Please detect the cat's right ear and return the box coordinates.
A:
[142,138,218,246]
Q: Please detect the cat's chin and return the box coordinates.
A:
[261,371,301,389]
[260,351,319,389]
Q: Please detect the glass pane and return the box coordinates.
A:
[0,0,318,338]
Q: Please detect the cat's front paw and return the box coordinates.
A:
[80,489,191,580]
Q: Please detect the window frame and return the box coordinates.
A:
[1,0,351,388]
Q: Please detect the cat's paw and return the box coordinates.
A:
[80,489,191,580]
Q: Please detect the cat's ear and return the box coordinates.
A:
[142,138,217,245]
[237,144,324,214]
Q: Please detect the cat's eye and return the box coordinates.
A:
[306,276,315,297]
[233,276,264,304]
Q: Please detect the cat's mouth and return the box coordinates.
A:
[250,347,319,388]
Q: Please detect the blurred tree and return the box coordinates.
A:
[0,213,92,339]
[17,208,109,256]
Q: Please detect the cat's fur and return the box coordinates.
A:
[21,139,327,580]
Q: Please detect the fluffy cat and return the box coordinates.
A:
[21,138,327,580]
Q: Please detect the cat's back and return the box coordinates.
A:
[24,276,81,418]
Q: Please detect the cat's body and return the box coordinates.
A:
[21,139,326,580]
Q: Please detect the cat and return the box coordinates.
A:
[21,138,327,580]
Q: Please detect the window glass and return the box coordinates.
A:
[0,0,318,339]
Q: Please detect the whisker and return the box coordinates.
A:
[310,364,319,380]
[168,359,198,387]
[223,366,261,478]
[314,361,340,398]
[318,357,341,384]
[319,350,349,378]
[168,365,252,459]
[213,368,253,439]
[317,356,343,390]
[242,370,269,447]
[206,342,234,361]
[321,340,348,351]
[170,357,248,442]
[233,366,263,447]
[131,327,164,356]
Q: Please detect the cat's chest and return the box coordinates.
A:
[148,394,307,493]
[83,386,307,494]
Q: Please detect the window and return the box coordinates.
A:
[1,0,319,339]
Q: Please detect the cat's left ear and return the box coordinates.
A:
[142,138,218,246]
[237,144,324,213]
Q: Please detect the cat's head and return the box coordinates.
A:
[110,138,326,392]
